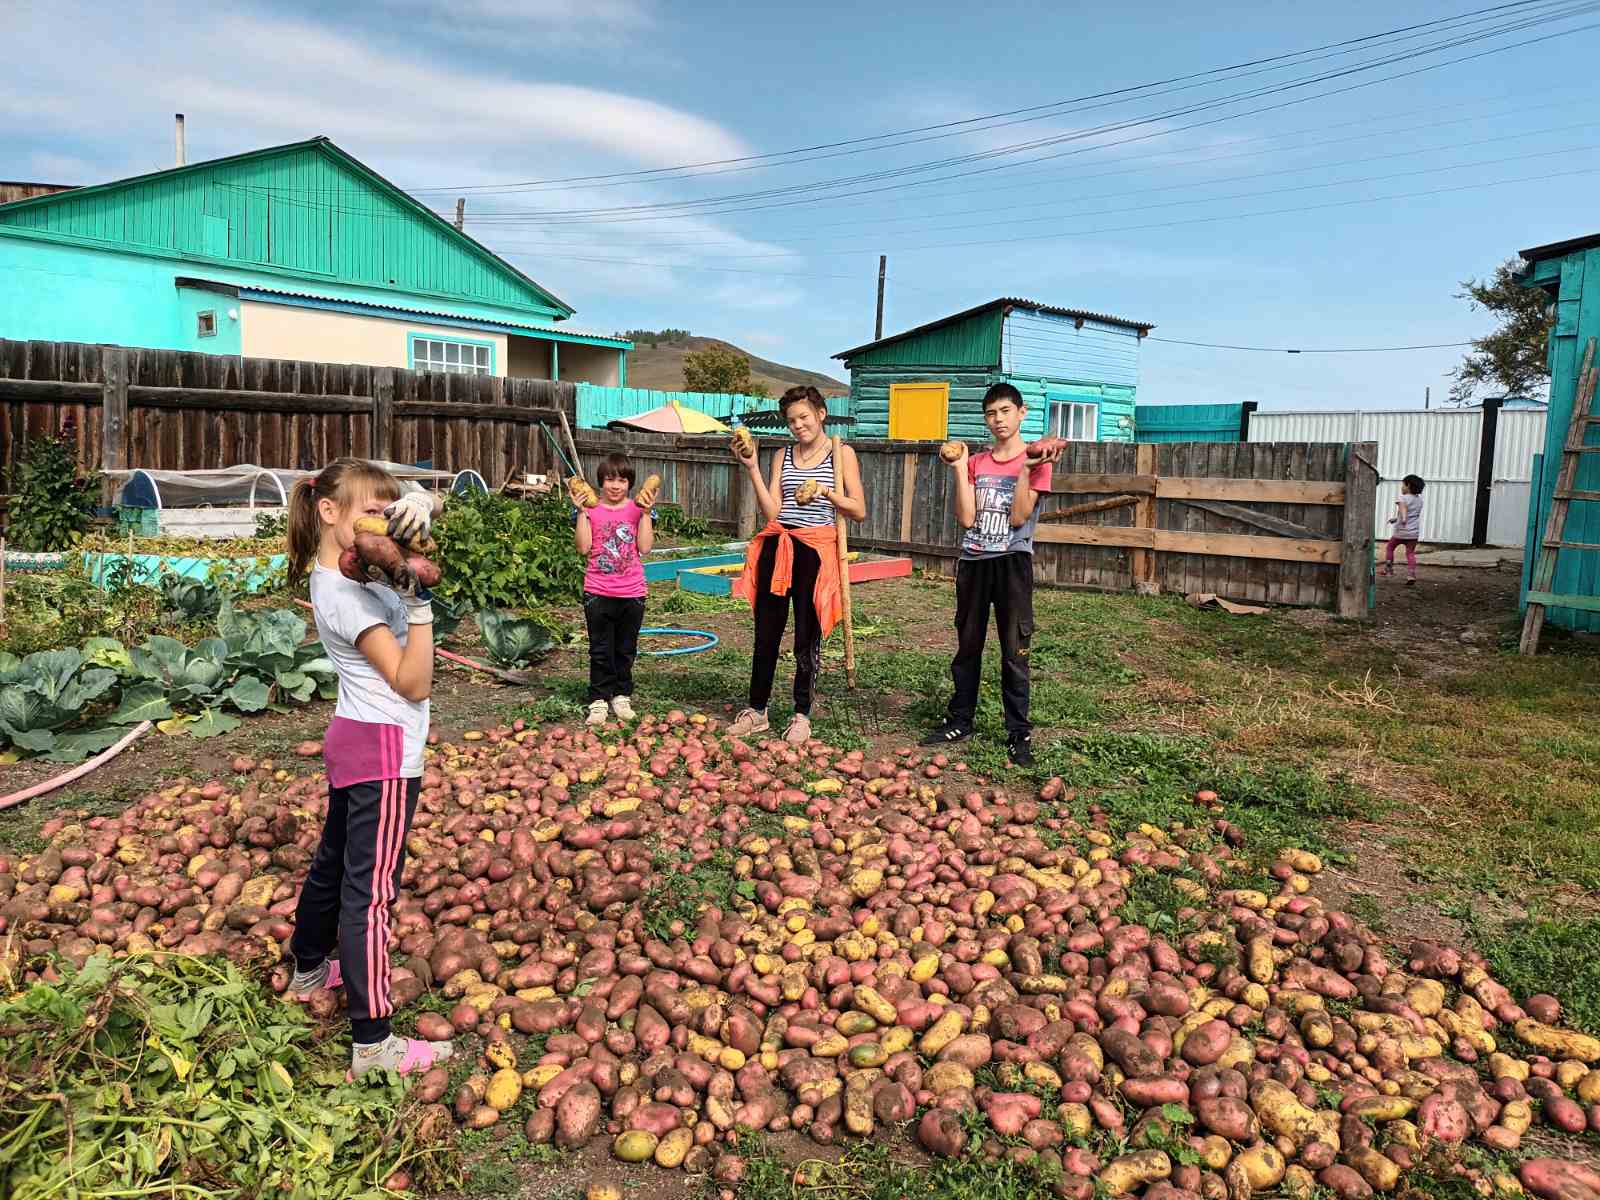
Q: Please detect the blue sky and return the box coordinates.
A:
[4,0,1599,408]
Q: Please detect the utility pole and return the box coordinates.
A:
[874,255,886,341]
[1425,386,1430,410]
[175,114,186,167]
[454,198,466,232]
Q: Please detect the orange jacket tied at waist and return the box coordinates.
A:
[733,521,843,639]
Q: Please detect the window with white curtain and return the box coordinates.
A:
[1049,401,1099,441]
[411,336,492,375]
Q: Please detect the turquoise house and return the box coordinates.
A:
[1518,233,1600,632]
[0,137,631,382]
[833,298,1153,442]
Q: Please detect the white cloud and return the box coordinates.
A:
[3,3,746,169]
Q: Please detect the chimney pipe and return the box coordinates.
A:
[175,114,186,167]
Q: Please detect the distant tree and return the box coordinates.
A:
[1449,258,1552,404]
[683,346,755,394]
[747,381,771,399]
[616,327,691,348]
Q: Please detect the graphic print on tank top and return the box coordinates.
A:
[595,520,637,577]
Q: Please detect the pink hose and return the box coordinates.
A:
[0,721,154,812]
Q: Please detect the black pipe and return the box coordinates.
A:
[1471,396,1503,547]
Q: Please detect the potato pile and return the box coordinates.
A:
[2,715,1598,1200]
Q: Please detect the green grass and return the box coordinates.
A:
[1474,915,1600,1036]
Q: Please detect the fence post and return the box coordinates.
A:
[1470,396,1502,547]
[1337,440,1378,619]
[1131,442,1159,594]
[100,345,129,477]
[372,368,395,463]
[734,450,759,539]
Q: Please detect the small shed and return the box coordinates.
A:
[1518,233,1600,632]
[833,298,1153,442]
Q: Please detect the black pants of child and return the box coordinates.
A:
[749,534,822,715]
[947,552,1034,736]
[584,593,646,702]
[289,776,420,1044]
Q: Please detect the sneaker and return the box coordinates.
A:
[1405,578,1416,586]
[611,696,636,721]
[783,713,812,745]
[1006,733,1035,768]
[290,959,343,998]
[726,707,770,737]
[920,721,973,747]
[586,699,609,726]
[350,1034,453,1080]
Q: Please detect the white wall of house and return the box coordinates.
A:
[241,301,510,374]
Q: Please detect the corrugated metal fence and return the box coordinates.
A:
[1246,407,1545,546]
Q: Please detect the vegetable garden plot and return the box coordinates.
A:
[2,712,1598,1199]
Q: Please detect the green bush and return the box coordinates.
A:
[8,436,99,551]
[431,491,583,611]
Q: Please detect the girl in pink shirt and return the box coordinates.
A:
[575,453,655,725]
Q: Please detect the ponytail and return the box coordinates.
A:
[286,458,403,579]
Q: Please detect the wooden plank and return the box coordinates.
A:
[1525,590,1600,613]
[389,400,565,424]
[1131,442,1157,590]
[0,378,102,404]
[1174,498,1328,541]
[1035,522,1340,563]
[1158,476,1344,505]
[1050,472,1156,495]
[100,347,128,473]
[1338,441,1379,618]
[899,452,916,543]
[125,386,372,415]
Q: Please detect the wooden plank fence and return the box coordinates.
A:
[0,338,576,495]
[574,429,1378,616]
[0,338,1378,615]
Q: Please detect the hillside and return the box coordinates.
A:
[621,334,848,397]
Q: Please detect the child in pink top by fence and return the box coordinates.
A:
[575,453,655,726]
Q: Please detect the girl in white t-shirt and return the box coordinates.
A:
[1382,474,1426,585]
[283,457,453,1078]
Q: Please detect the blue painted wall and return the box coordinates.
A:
[0,233,613,358]
[1000,310,1142,388]
[1519,245,1600,631]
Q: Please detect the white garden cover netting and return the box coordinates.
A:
[107,464,486,509]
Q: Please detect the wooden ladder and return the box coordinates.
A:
[1520,336,1600,654]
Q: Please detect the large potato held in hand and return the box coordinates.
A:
[635,473,661,509]
[731,426,755,460]
[1025,436,1067,460]
[567,475,598,509]
[795,479,821,505]
[939,440,966,463]
[344,516,441,590]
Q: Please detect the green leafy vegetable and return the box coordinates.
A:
[475,609,559,669]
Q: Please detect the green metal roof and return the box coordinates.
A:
[834,297,1154,363]
[0,136,575,319]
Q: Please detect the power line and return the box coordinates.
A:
[451,4,1599,223]
[404,0,1573,194]
[1146,337,1475,353]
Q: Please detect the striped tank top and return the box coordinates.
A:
[777,444,836,528]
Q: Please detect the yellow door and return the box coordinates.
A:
[888,381,950,440]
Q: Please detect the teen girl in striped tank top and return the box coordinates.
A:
[727,387,866,744]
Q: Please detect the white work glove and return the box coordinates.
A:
[388,568,434,627]
[385,485,438,548]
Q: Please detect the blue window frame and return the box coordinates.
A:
[408,333,495,375]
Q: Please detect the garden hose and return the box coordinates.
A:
[0,721,154,812]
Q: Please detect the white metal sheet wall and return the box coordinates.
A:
[1486,409,1547,548]
[1249,409,1481,543]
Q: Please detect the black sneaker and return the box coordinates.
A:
[920,721,973,747]
[1006,733,1035,767]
